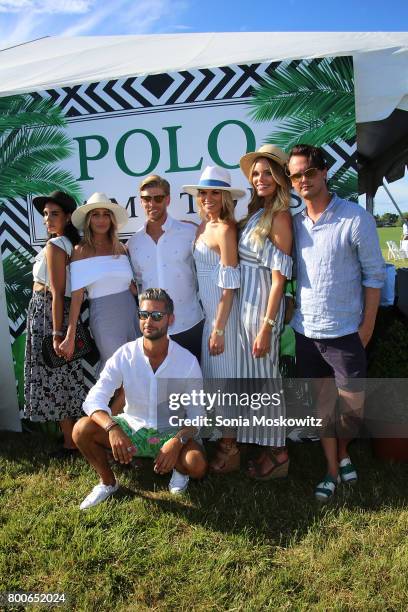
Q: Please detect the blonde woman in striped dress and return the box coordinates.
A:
[183,166,245,473]
[237,145,293,480]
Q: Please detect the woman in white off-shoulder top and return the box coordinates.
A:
[59,193,138,373]
[183,166,245,474]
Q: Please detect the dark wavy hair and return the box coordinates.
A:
[287,144,328,170]
[63,221,81,246]
[46,207,81,246]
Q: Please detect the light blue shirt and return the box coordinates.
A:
[291,193,385,339]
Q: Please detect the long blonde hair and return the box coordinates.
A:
[82,209,123,256]
[196,190,236,222]
[239,157,290,246]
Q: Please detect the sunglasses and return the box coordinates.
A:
[140,194,167,203]
[138,310,168,321]
[286,167,320,182]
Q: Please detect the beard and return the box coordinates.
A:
[142,326,168,340]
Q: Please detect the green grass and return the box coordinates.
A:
[377,227,408,268]
[1,432,408,611]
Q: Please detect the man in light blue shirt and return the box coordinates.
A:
[287,144,385,502]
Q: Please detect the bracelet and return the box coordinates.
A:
[104,421,119,433]
[263,316,276,328]
[52,330,64,337]
[213,328,224,336]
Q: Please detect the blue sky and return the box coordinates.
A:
[1,0,407,45]
[0,0,407,214]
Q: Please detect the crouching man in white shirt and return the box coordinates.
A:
[73,288,208,509]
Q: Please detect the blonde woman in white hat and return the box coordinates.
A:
[59,193,138,373]
[183,166,245,473]
[237,145,293,480]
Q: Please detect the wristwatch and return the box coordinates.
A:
[263,316,276,328]
[213,328,224,336]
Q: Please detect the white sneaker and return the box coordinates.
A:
[79,481,119,510]
[168,469,189,494]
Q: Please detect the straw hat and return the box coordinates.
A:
[182,166,246,200]
[71,192,129,230]
[33,191,77,215]
[239,144,288,180]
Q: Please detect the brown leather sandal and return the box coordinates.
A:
[210,439,240,474]
[248,448,289,481]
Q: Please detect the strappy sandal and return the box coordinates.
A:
[248,448,289,481]
[210,440,240,474]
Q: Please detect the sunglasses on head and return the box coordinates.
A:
[138,310,168,321]
[286,167,320,182]
[140,194,167,203]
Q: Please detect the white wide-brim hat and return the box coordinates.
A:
[240,144,289,180]
[183,166,246,200]
[71,192,129,230]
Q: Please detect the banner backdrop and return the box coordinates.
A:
[0,55,356,404]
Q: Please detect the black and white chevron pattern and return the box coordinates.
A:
[30,61,287,117]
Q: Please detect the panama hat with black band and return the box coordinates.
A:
[33,191,78,215]
[239,144,289,180]
[71,192,129,230]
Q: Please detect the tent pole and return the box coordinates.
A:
[382,179,405,219]
[365,193,374,214]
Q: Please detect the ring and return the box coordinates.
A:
[127,446,133,452]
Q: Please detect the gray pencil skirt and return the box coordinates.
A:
[89,289,139,373]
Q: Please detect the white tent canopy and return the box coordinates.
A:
[1,32,407,122]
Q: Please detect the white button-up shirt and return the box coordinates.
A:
[127,215,203,334]
[83,338,204,433]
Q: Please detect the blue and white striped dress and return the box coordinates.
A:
[193,239,240,378]
[237,209,292,446]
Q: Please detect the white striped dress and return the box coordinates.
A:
[237,209,292,446]
[193,239,240,378]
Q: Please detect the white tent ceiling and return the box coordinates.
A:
[1,31,407,123]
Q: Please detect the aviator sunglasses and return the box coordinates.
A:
[285,167,320,183]
[140,194,167,203]
[138,310,168,321]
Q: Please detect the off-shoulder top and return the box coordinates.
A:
[32,236,73,297]
[238,209,292,279]
[193,239,240,288]
[70,255,133,299]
